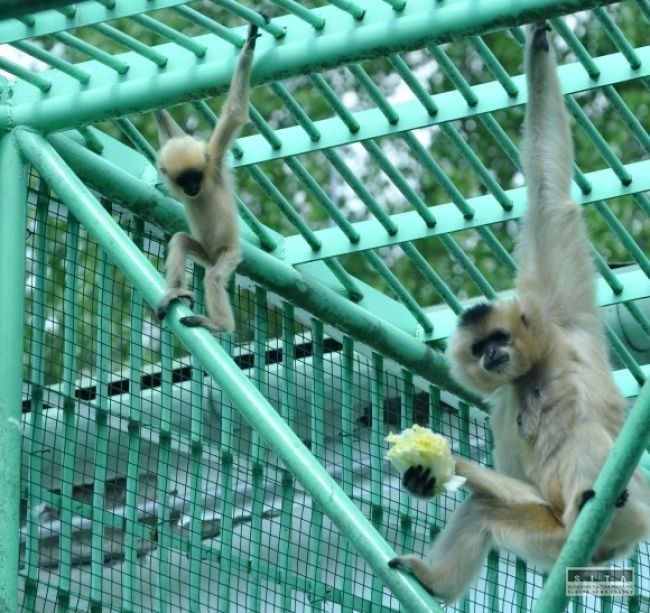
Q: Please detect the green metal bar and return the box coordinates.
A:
[115,117,157,162]
[551,17,601,79]
[470,36,519,97]
[440,234,498,299]
[46,129,645,397]
[361,139,437,227]
[401,242,463,314]
[593,201,650,276]
[594,7,642,69]
[12,39,91,82]
[310,73,361,133]
[22,181,49,613]
[131,14,207,57]
[17,127,444,612]
[0,0,89,19]
[606,323,646,386]
[123,222,145,611]
[328,0,366,20]
[602,86,650,155]
[388,53,438,116]
[429,45,478,106]
[282,158,650,264]
[270,82,322,142]
[154,329,173,612]
[172,5,246,47]
[364,250,434,332]
[637,0,650,20]
[248,103,283,150]
[77,126,104,153]
[52,31,129,74]
[348,64,399,125]
[476,226,518,276]
[441,123,513,211]
[92,22,169,67]
[236,195,280,252]
[325,259,365,302]
[322,148,399,235]
[57,213,81,605]
[272,0,326,29]
[90,199,113,612]
[284,156,361,243]
[567,96,632,185]
[402,131,475,219]
[209,0,286,38]
[232,46,650,168]
[246,164,323,250]
[0,132,27,613]
[0,55,51,91]
[534,378,650,612]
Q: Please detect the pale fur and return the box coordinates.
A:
[155,24,258,333]
[389,23,650,603]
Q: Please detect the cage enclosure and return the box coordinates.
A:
[1,1,649,611]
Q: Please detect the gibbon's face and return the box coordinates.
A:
[157,136,208,198]
[447,300,537,393]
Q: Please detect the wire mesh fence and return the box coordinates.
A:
[4,1,649,611]
[19,184,649,611]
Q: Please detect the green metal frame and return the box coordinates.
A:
[2,0,649,611]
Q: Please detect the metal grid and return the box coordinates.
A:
[1,0,649,611]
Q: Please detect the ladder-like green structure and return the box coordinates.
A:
[1,1,648,611]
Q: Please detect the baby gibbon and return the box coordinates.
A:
[155,23,259,333]
[389,22,650,603]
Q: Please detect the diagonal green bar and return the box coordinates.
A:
[0,0,191,44]
[282,159,650,264]
[534,378,650,613]
[1,0,626,131]
[0,131,27,613]
[46,129,483,404]
[15,127,444,613]
[231,47,650,168]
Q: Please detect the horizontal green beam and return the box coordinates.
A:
[15,127,443,613]
[0,0,189,44]
[282,159,650,264]
[233,46,650,168]
[534,378,650,612]
[2,0,621,131]
[47,131,483,406]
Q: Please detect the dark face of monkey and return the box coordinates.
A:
[447,300,540,393]
[174,168,204,197]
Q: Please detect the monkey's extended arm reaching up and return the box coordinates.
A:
[389,23,650,604]
[155,23,260,333]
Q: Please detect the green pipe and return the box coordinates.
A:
[16,127,444,613]
[0,132,27,613]
[3,0,624,132]
[534,378,650,612]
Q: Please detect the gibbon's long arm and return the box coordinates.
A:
[207,27,259,173]
[516,23,598,328]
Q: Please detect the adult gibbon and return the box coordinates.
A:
[155,23,259,333]
[389,22,650,603]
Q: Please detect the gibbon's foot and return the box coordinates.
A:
[388,558,436,596]
[157,289,195,320]
[616,489,629,508]
[532,20,551,51]
[579,489,596,511]
[179,314,224,333]
[402,465,437,498]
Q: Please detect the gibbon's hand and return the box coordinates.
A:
[403,465,438,498]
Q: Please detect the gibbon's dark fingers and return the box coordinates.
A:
[616,489,629,508]
[402,465,437,499]
[532,20,551,51]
